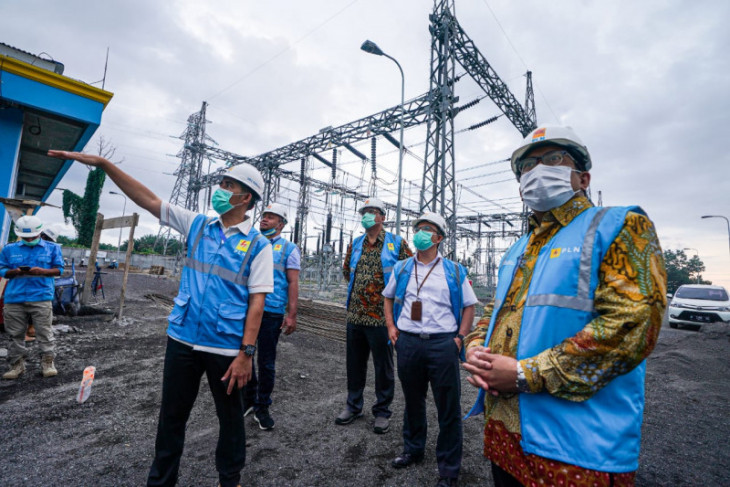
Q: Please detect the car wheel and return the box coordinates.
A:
[688,324,701,331]
[669,322,677,329]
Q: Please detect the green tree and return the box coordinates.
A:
[121,234,183,255]
[61,137,121,247]
[664,249,709,294]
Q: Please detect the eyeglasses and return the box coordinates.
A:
[517,150,573,175]
[362,209,379,215]
[415,225,437,234]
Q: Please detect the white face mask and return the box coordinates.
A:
[519,165,579,212]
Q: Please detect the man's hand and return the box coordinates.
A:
[221,353,252,395]
[48,150,109,168]
[454,337,463,351]
[4,269,22,278]
[387,325,399,345]
[462,347,519,395]
[281,315,297,335]
[28,267,49,276]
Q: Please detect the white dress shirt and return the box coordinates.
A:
[382,252,478,334]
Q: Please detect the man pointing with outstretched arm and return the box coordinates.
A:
[48,150,273,487]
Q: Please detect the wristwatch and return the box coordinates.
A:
[515,361,530,393]
[241,344,256,357]
[456,334,465,343]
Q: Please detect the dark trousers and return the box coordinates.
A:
[491,462,524,487]
[345,322,394,418]
[244,311,284,409]
[147,338,246,487]
[396,332,463,479]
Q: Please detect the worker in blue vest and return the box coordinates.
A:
[243,202,300,431]
[461,126,667,486]
[383,212,477,487]
[1,215,64,380]
[336,197,412,434]
[48,149,273,487]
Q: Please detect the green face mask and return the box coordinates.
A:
[22,238,41,247]
[412,230,435,251]
[212,188,234,215]
[361,213,377,229]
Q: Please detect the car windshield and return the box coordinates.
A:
[675,287,729,301]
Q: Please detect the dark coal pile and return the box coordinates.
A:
[0,272,728,486]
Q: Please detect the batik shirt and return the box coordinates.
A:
[343,229,412,326]
[464,195,667,486]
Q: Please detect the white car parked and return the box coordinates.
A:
[668,284,730,330]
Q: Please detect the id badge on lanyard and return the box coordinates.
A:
[411,300,422,321]
[411,257,439,322]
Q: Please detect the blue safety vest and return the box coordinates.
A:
[0,240,64,303]
[346,231,402,308]
[167,215,269,350]
[264,236,297,314]
[391,256,466,327]
[391,256,468,361]
[465,206,646,472]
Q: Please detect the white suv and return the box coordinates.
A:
[668,284,730,330]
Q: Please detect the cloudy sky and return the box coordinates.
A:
[3,0,729,289]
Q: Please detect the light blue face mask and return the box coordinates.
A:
[361,213,377,229]
[22,237,41,247]
[260,227,277,237]
[412,230,435,251]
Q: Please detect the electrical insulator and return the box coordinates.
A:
[371,137,377,176]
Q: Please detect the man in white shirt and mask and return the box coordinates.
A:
[383,212,477,487]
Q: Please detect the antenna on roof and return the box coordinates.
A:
[102,47,109,90]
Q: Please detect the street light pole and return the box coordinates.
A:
[701,215,730,257]
[361,39,405,237]
[683,247,701,283]
[110,191,127,262]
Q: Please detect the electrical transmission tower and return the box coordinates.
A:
[422,0,536,256]
[173,1,538,266]
[156,101,216,253]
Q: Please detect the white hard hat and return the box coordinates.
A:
[263,202,288,223]
[224,163,265,201]
[15,215,44,238]
[510,125,592,179]
[413,212,448,237]
[359,197,387,215]
[41,226,59,242]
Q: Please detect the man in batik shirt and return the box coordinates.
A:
[463,126,667,487]
[336,198,412,434]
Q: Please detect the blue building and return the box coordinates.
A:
[0,43,113,243]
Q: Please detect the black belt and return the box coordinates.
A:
[400,330,455,340]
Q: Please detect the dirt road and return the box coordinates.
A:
[0,273,728,486]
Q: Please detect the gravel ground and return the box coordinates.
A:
[0,272,728,486]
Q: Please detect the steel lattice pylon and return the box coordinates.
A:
[170,1,538,274]
[421,0,458,257]
[156,101,216,254]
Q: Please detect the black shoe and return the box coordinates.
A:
[436,477,458,487]
[254,407,275,430]
[243,401,254,418]
[335,408,364,425]
[373,416,390,434]
[391,452,424,469]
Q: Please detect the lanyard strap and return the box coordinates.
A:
[414,257,440,298]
